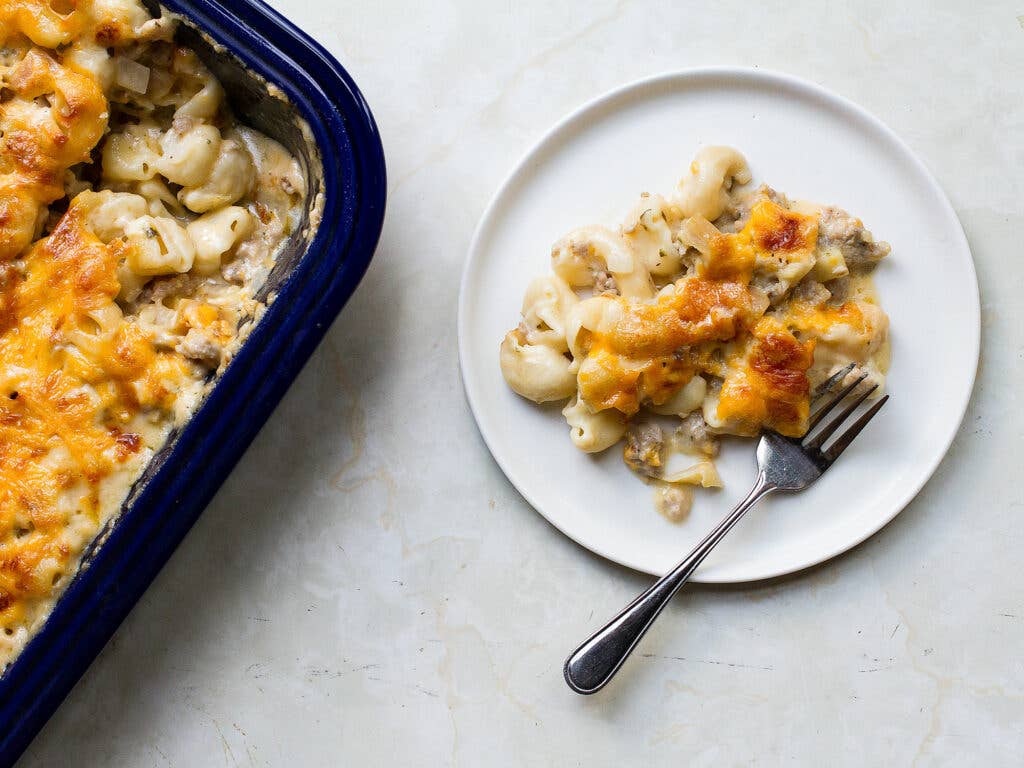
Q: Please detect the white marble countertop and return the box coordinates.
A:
[20,1,1023,765]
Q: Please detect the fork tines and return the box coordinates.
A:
[812,362,857,399]
[802,365,889,463]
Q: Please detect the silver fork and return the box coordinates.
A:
[563,364,889,694]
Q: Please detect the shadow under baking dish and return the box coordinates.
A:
[0,1,386,763]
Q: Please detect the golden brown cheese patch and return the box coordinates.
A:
[694,226,756,282]
[0,49,108,260]
[0,1,88,48]
[605,279,756,358]
[0,195,186,632]
[1,0,155,55]
[577,348,643,414]
[748,200,818,256]
[576,199,826,432]
[578,279,757,415]
[790,298,866,336]
[717,317,815,437]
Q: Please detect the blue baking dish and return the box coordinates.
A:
[0,1,386,763]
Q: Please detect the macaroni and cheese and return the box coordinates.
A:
[0,1,309,667]
[500,147,890,521]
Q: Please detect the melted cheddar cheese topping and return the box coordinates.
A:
[0,1,309,666]
[715,316,815,436]
[577,200,828,437]
[0,0,153,49]
[0,50,109,260]
[0,193,190,635]
[578,278,757,415]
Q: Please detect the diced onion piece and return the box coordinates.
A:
[662,460,722,488]
[116,58,151,94]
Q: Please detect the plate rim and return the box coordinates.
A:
[457,66,980,583]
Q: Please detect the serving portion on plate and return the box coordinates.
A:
[0,0,310,668]
[499,145,890,522]
[459,69,979,581]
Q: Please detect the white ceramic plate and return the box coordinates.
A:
[458,68,979,582]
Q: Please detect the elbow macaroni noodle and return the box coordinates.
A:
[500,147,891,522]
[0,0,309,667]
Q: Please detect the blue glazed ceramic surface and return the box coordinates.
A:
[0,2,386,763]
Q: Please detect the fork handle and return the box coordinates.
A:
[563,473,776,694]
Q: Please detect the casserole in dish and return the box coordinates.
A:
[0,0,385,762]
